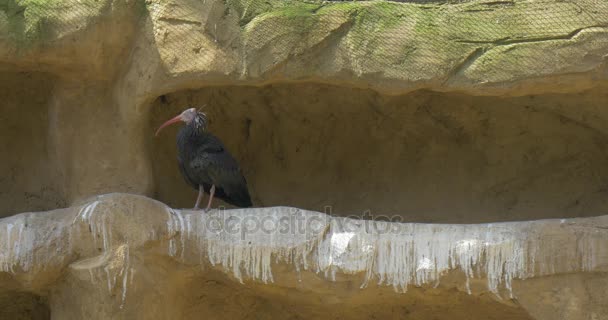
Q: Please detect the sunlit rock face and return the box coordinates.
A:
[1,0,608,319]
[1,0,608,219]
[1,193,608,320]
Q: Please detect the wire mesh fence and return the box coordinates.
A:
[1,0,607,86]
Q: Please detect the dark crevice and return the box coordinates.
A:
[157,17,203,26]
[455,25,608,46]
[481,1,515,6]
[311,4,327,14]
[443,47,486,82]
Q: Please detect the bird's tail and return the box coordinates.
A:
[231,189,253,208]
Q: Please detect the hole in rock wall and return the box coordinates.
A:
[149,83,608,223]
[0,72,66,218]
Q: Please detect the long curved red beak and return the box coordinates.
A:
[155,115,182,136]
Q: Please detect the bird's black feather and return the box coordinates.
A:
[176,122,252,208]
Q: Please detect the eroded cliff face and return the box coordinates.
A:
[1,0,608,319]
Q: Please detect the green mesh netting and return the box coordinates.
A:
[1,0,607,85]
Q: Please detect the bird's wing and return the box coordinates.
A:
[189,149,252,207]
[179,133,225,188]
[178,155,198,190]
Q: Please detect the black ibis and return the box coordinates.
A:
[155,107,252,211]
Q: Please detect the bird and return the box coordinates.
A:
[155,107,252,211]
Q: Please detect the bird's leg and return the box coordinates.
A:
[205,184,216,212]
[194,185,205,210]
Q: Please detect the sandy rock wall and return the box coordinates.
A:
[0,72,65,215]
[1,0,608,319]
[1,0,607,219]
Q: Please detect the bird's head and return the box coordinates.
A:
[155,107,208,136]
